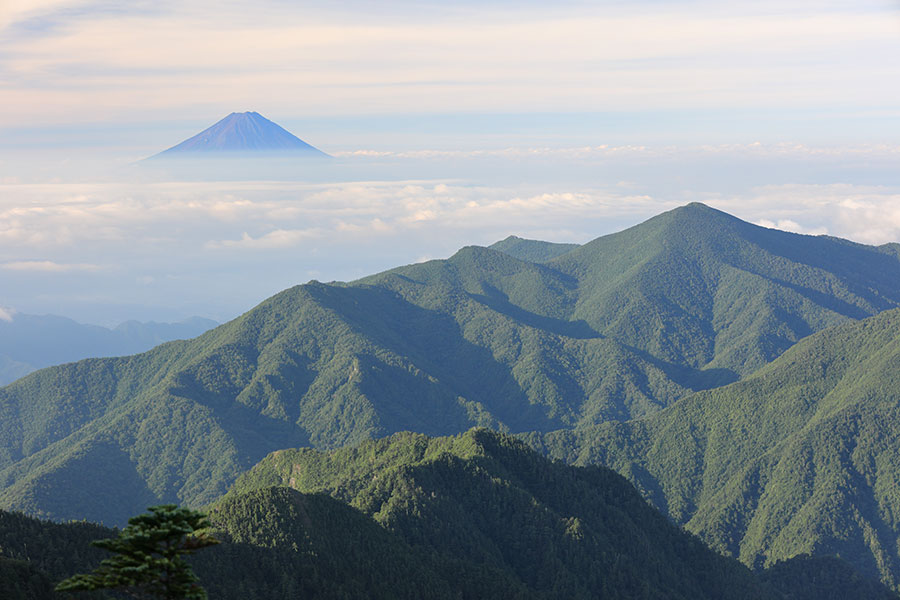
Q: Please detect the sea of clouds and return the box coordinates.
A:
[1,142,899,325]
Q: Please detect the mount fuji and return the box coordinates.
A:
[151,111,329,158]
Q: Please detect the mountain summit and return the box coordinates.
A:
[153,111,329,157]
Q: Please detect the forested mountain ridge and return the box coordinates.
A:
[4,203,900,524]
[226,429,770,600]
[529,306,900,589]
[214,429,897,599]
[488,235,581,262]
[4,433,897,599]
[548,203,900,376]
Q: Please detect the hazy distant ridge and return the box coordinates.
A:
[0,315,217,385]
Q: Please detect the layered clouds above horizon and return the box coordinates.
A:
[1,0,899,324]
[2,0,899,141]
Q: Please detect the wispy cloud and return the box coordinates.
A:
[208,228,324,249]
[1,2,898,129]
[0,260,104,272]
[0,0,77,30]
[332,143,900,161]
[0,306,15,321]
[755,219,828,236]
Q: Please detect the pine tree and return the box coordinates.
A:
[55,504,219,599]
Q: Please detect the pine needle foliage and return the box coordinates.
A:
[55,505,218,599]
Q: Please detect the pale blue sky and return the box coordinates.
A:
[1,1,900,325]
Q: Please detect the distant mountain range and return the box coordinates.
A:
[5,203,900,590]
[0,314,218,386]
[150,111,329,158]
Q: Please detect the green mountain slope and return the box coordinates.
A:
[1,493,523,600]
[5,433,896,600]
[5,203,900,523]
[530,307,900,589]
[550,203,900,376]
[759,555,899,600]
[203,486,529,599]
[0,508,110,599]
[488,235,580,262]
[224,428,774,599]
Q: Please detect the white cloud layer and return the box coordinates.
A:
[2,141,900,323]
[4,176,900,261]
[722,184,900,245]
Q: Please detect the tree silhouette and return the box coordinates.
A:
[55,504,219,599]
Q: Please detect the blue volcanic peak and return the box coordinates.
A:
[156,111,328,156]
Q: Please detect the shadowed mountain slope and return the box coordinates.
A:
[222,429,773,599]
[4,432,896,599]
[202,486,530,599]
[759,555,899,600]
[529,307,900,590]
[4,203,900,523]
